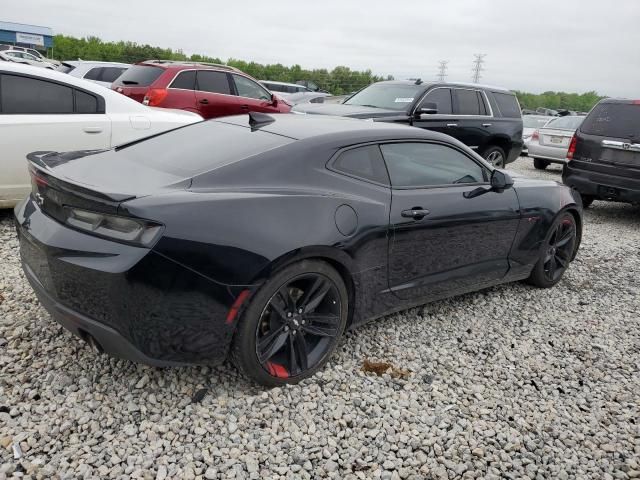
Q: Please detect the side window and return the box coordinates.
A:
[232,74,272,100]
[170,70,197,90]
[75,90,99,113]
[454,89,482,115]
[332,145,389,185]
[420,88,452,114]
[0,74,74,114]
[380,142,486,188]
[492,92,521,118]
[196,71,231,94]
[83,68,103,81]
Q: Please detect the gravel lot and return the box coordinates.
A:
[1,157,639,480]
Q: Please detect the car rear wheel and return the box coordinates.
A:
[483,146,506,168]
[231,260,348,386]
[533,158,549,170]
[526,212,577,288]
[580,194,595,209]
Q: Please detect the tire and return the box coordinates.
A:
[580,194,595,209]
[231,260,348,387]
[482,146,506,168]
[533,158,549,170]
[526,212,577,288]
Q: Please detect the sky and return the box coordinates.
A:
[5,0,639,97]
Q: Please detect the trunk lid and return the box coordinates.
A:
[538,127,574,148]
[292,102,407,119]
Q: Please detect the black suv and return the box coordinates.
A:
[563,99,640,207]
[292,80,523,167]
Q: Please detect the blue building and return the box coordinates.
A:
[0,21,54,51]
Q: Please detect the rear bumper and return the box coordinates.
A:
[563,161,640,204]
[526,141,567,163]
[15,196,236,366]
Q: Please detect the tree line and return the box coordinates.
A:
[50,34,605,107]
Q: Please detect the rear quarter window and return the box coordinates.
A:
[580,103,640,139]
[113,65,163,87]
[493,92,521,118]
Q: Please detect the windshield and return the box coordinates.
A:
[523,116,552,128]
[344,83,423,110]
[545,116,584,130]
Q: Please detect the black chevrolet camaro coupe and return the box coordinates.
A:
[15,113,582,386]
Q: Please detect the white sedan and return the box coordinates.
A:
[0,63,202,208]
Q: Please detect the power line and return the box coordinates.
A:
[471,54,486,83]
[436,60,448,82]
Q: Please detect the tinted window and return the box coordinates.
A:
[197,71,231,94]
[421,88,452,114]
[523,116,552,128]
[75,90,99,113]
[380,142,486,187]
[454,89,482,115]
[0,74,73,114]
[113,65,163,87]
[493,92,521,118]
[170,70,196,90]
[58,63,75,74]
[581,103,640,139]
[101,67,127,83]
[345,83,424,110]
[333,145,389,184]
[233,74,271,100]
[544,116,584,130]
[83,67,103,81]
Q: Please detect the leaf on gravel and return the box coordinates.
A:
[191,388,209,404]
[362,359,410,379]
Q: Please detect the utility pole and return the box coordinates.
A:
[436,60,449,82]
[471,54,486,83]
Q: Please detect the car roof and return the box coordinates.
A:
[373,79,514,93]
[137,60,240,72]
[216,113,455,143]
[64,60,130,68]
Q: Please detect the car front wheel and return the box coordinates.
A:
[231,260,348,386]
[483,146,506,168]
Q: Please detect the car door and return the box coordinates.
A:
[451,88,493,153]
[411,87,459,138]
[0,73,111,205]
[380,141,520,301]
[194,70,237,118]
[230,74,281,113]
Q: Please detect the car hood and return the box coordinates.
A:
[292,102,407,119]
[506,169,558,188]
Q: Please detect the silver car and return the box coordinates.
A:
[0,50,55,69]
[58,61,130,88]
[526,115,585,169]
[521,115,554,156]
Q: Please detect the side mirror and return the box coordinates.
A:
[490,169,514,191]
[415,102,438,117]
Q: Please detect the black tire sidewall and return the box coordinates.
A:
[533,158,549,170]
[527,212,577,288]
[231,259,348,387]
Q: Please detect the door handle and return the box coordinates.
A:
[401,208,430,220]
[240,105,249,110]
[199,99,209,104]
[482,123,492,127]
[83,126,103,134]
[446,123,458,127]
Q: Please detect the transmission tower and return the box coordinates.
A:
[436,60,449,82]
[471,54,486,83]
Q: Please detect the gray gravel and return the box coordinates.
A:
[1,157,639,479]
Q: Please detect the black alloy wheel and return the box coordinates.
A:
[232,260,347,386]
[527,212,577,288]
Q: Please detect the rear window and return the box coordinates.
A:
[58,63,76,74]
[101,67,127,83]
[545,116,584,130]
[113,65,163,87]
[116,121,292,177]
[493,92,521,118]
[581,103,640,140]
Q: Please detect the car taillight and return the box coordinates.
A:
[143,89,168,107]
[567,134,577,160]
[531,130,539,141]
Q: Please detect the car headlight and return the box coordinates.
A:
[63,207,163,247]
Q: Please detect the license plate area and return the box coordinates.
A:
[598,185,622,199]
[550,136,563,144]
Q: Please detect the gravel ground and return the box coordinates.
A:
[1,157,639,480]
